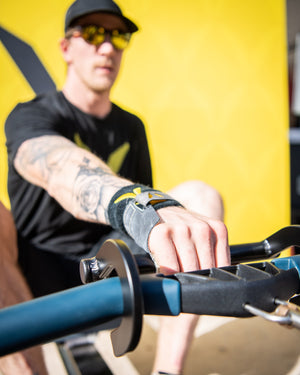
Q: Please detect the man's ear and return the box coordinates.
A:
[60,38,72,64]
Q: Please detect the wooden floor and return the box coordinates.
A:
[43,315,300,375]
[128,315,300,375]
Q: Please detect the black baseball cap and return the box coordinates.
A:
[65,0,139,33]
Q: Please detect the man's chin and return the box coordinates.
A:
[91,82,114,94]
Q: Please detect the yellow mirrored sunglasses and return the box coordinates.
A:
[66,25,131,50]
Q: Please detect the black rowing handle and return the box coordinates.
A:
[230,225,300,264]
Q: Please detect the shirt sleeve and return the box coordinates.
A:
[5,100,59,163]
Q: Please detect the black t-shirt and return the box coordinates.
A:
[5,91,152,257]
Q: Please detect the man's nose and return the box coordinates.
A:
[96,34,114,54]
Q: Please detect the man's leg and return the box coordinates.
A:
[152,181,224,375]
[167,180,224,221]
[0,201,48,375]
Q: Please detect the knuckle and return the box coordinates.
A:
[193,221,211,239]
[212,220,228,240]
[154,222,172,237]
[155,222,193,239]
[174,223,192,238]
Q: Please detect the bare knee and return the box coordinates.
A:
[168,180,224,220]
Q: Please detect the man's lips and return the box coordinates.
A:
[94,64,114,74]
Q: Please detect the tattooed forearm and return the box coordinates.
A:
[73,158,128,222]
[15,135,131,224]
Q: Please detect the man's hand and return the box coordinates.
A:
[148,206,230,275]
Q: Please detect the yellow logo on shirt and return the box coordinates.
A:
[74,132,130,174]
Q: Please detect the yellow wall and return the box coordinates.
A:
[0,0,290,245]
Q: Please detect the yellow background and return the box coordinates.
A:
[0,0,290,245]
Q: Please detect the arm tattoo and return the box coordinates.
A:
[16,136,73,183]
[73,158,122,221]
[16,136,127,223]
[74,158,105,218]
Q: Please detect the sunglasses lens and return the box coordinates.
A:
[82,25,105,45]
[111,30,131,50]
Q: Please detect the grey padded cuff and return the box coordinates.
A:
[123,191,182,251]
[108,186,183,252]
[123,201,160,252]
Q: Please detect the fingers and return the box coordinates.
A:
[171,224,200,272]
[148,225,180,275]
[148,207,230,274]
[210,220,231,268]
[191,221,216,270]
[174,220,229,271]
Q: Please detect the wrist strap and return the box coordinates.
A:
[107,184,183,251]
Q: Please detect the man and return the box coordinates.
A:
[5,0,230,374]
